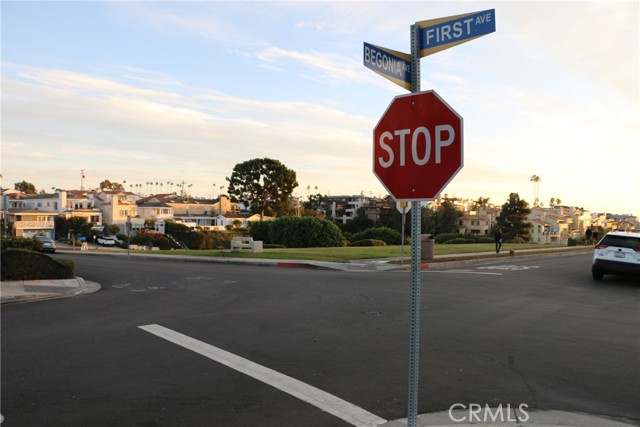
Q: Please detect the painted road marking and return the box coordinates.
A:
[424,269,502,276]
[139,324,387,427]
[478,265,540,271]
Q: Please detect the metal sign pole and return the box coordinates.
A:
[407,23,422,427]
[401,207,406,265]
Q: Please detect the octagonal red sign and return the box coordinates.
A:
[373,90,463,201]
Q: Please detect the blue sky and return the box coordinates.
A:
[2,1,638,214]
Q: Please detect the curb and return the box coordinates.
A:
[53,246,594,272]
[381,408,639,427]
[0,277,101,304]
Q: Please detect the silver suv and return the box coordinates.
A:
[592,231,640,280]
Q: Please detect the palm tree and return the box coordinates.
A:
[473,197,490,211]
[530,175,541,207]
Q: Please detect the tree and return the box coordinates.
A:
[99,180,124,190]
[472,197,490,211]
[14,181,37,194]
[302,193,329,216]
[421,200,461,235]
[549,197,562,207]
[341,207,374,234]
[530,175,541,207]
[496,193,532,241]
[226,158,298,220]
[54,217,92,240]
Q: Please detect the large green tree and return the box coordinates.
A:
[14,181,37,194]
[496,193,532,241]
[99,180,124,190]
[421,200,461,235]
[226,158,298,220]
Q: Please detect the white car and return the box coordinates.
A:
[592,231,640,280]
[96,235,116,246]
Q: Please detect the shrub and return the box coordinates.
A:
[443,237,470,244]
[349,239,387,247]
[269,216,343,248]
[1,236,44,251]
[350,227,402,245]
[435,233,458,244]
[249,221,273,244]
[478,237,494,243]
[510,237,526,244]
[1,248,74,281]
[130,233,155,247]
[172,230,213,249]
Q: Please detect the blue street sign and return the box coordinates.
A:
[363,42,411,91]
[417,9,496,57]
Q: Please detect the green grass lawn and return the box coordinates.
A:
[150,243,585,263]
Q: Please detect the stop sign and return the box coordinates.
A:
[373,90,463,200]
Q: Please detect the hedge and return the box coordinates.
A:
[1,237,43,252]
[350,227,403,245]
[1,248,74,281]
[444,238,476,244]
[349,239,387,247]
[249,221,272,244]
[269,216,343,248]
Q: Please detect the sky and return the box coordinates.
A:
[1,1,638,215]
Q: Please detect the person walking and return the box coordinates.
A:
[494,227,503,254]
[585,227,592,246]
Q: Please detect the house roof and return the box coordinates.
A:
[22,193,59,200]
[459,214,490,221]
[138,201,173,208]
[219,212,263,219]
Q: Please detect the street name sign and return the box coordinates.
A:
[373,90,463,201]
[417,9,495,57]
[363,42,411,90]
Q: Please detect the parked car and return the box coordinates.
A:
[96,235,116,246]
[592,231,640,280]
[35,235,56,253]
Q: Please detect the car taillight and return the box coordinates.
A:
[595,244,608,249]
[634,247,640,253]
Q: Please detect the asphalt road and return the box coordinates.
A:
[2,252,638,427]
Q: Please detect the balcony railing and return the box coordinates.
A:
[14,220,54,229]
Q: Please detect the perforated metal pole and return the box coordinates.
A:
[407,200,421,427]
[407,23,422,427]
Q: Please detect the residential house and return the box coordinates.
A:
[215,212,266,229]
[6,210,57,238]
[93,190,143,234]
[328,195,372,224]
[527,207,571,244]
[529,219,550,243]
[456,213,491,235]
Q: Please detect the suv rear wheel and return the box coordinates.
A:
[592,269,603,280]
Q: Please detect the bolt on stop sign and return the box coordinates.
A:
[373,90,463,201]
